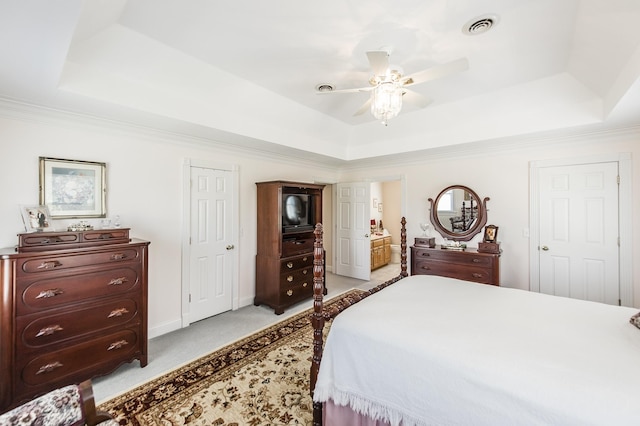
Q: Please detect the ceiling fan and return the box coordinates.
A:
[318,50,469,125]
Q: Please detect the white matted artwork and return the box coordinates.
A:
[39,157,106,218]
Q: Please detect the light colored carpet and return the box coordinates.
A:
[97,289,366,425]
[93,265,400,404]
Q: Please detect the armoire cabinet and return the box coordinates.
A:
[0,228,149,412]
[255,181,325,314]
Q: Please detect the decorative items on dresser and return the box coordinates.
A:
[371,235,391,270]
[0,228,149,413]
[411,245,500,285]
[255,181,325,315]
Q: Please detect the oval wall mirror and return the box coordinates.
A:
[428,185,489,242]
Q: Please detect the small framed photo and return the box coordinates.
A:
[20,205,52,232]
[483,224,498,243]
[39,157,106,219]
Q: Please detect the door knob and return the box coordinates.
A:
[226,245,235,250]
[541,246,549,251]
[364,234,369,238]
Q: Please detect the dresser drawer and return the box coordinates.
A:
[281,254,312,271]
[279,281,313,303]
[413,260,494,285]
[17,267,140,315]
[18,328,140,388]
[412,247,493,267]
[18,247,141,276]
[17,298,140,349]
[280,266,313,288]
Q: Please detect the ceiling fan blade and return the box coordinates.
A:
[402,89,432,109]
[316,86,373,95]
[401,57,469,86]
[366,51,390,76]
[353,98,372,116]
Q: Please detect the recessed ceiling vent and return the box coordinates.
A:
[315,83,335,92]
[463,14,499,35]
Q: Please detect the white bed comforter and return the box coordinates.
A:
[313,275,640,426]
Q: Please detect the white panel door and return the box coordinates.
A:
[335,182,371,280]
[189,167,234,322]
[538,162,619,304]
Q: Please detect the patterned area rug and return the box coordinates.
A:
[98,290,364,426]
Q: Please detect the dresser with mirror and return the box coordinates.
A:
[411,185,500,286]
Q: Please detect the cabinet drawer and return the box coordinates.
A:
[82,229,129,244]
[279,281,313,302]
[280,266,313,288]
[18,298,140,349]
[281,254,312,271]
[18,233,80,248]
[413,260,494,285]
[372,238,385,248]
[412,248,493,267]
[282,238,314,257]
[18,247,141,276]
[18,329,140,388]
[17,267,140,315]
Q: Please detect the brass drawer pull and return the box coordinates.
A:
[303,257,308,261]
[286,262,294,269]
[35,288,63,299]
[35,361,63,375]
[420,252,430,257]
[108,307,130,318]
[107,340,129,351]
[111,253,127,260]
[303,282,308,287]
[108,277,128,286]
[421,266,431,270]
[472,273,483,278]
[36,260,62,270]
[35,324,64,337]
[302,270,308,275]
[472,258,481,263]
[99,233,114,239]
[286,290,293,296]
[41,237,63,244]
[287,275,294,282]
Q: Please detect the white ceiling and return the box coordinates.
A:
[1,0,639,163]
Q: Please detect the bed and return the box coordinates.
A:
[309,219,640,426]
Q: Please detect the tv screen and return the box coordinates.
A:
[282,194,313,232]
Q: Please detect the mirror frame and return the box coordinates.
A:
[428,185,489,242]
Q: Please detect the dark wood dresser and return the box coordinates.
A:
[0,228,149,412]
[411,245,500,285]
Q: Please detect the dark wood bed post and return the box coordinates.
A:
[310,218,408,426]
[311,223,325,426]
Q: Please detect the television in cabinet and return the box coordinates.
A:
[255,181,325,314]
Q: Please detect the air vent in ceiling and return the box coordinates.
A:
[463,14,499,35]
[315,83,335,92]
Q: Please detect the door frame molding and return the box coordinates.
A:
[529,153,632,306]
[181,158,240,327]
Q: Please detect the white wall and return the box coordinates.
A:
[339,129,640,306]
[0,112,339,338]
[1,108,638,341]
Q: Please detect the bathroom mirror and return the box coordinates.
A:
[428,185,489,242]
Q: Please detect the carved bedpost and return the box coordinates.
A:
[400,217,408,277]
[311,223,324,426]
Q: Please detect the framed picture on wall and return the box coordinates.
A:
[39,157,107,218]
[19,205,52,232]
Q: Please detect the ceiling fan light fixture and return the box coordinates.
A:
[371,81,403,126]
